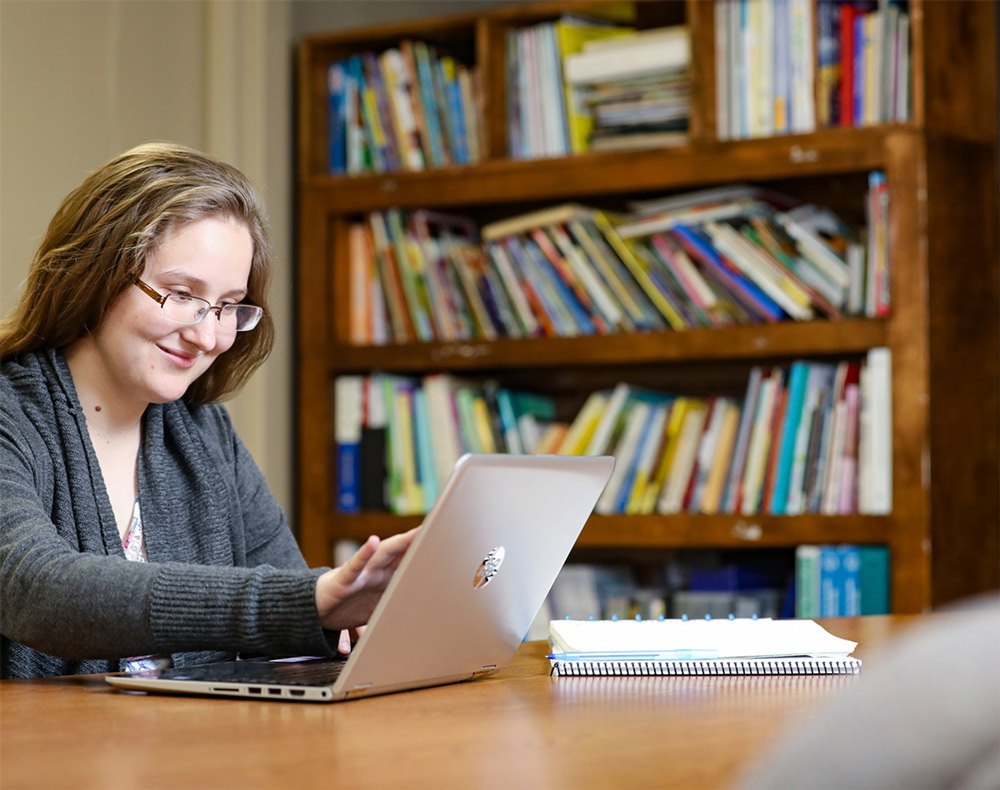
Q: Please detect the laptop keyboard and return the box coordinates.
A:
[157,657,347,687]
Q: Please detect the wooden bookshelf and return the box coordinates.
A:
[295,0,999,613]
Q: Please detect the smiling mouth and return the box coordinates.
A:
[158,345,200,368]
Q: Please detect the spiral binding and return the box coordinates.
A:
[550,657,862,677]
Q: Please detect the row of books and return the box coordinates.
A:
[572,351,891,518]
[326,41,483,175]
[795,544,890,616]
[347,179,890,346]
[715,0,910,140]
[529,557,794,639]
[715,0,817,139]
[506,15,690,159]
[335,373,560,515]
[333,348,891,518]
[817,0,910,129]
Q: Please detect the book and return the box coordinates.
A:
[858,545,890,614]
[334,375,364,513]
[557,390,608,454]
[563,25,689,85]
[721,367,763,513]
[596,399,650,514]
[422,373,463,488]
[657,400,708,514]
[862,347,892,514]
[795,544,822,618]
[623,403,670,513]
[767,360,810,513]
[360,374,389,511]
[699,399,741,514]
[548,617,861,676]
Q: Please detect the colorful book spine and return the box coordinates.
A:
[334,375,363,513]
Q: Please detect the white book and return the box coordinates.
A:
[789,0,815,133]
[863,347,893,514]
[564,26,689,84]
[715,0,731,141]
[757,0,774,137]
[422,374,463,488]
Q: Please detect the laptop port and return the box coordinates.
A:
[288,689,306,697]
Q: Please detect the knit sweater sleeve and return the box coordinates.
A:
[0,368,339,669]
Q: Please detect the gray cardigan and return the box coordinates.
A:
[0,349,337,678]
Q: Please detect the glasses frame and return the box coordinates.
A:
[131,277,263,332]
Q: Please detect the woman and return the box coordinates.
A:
[0,142,416,679]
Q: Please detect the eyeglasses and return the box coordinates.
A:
[132,278,263,332]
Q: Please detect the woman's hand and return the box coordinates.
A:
[315,527,419,649]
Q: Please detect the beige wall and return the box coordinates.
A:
[0,0,294,512]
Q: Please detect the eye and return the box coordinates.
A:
[169,292,196,304]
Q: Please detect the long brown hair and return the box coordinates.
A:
[0,142,275,405]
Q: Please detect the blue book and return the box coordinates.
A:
[438,62,469,164]
[859,546,890,614]
[768,361,810,514]
[334,376,364,513]
[413,41,447,167]
[505,237,572,336]
[819,544,844,617]
[523,238,597,335]
[854,13,866,125]
[613,404,659,513]
[840,545,862,616]
[495,389,524,454]
[327,61,347,174]
[412,387,439,511]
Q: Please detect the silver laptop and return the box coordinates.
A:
[107,453,614,702]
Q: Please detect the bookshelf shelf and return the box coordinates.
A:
[296,0,998,615]
[301,126,904,212]
[329,318,888,374]
[326,512,897,550]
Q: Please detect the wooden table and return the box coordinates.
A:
[0,616,918,789]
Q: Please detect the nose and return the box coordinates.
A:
[180,314,220,351]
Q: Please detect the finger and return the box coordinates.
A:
[338,534,380,583]
[337,629,352,655]
[370,528,418,568]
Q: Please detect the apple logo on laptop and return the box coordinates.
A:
[473,546,505,589]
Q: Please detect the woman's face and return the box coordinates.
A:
[87,216,254,409]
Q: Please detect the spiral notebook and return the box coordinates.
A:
[548,617,861,676]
